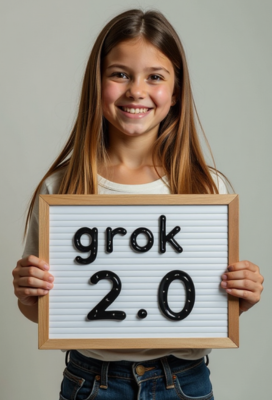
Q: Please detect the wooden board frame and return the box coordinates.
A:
[38,194,239,350]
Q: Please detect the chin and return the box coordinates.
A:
[116,126,146,136]
[122,130,146,137]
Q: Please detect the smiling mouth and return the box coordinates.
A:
[119,106,151,114]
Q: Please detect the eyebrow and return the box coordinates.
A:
[106,64,170,75]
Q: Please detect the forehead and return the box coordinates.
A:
[103,38,174,71]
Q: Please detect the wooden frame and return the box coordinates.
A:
[39,194,239,349]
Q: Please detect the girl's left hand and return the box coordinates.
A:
[221,261,264,314]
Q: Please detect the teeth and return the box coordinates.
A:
[122,107,149,114]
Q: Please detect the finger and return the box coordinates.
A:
[18,276,54,290]
[19,255,49,271]
[227,260,259,273]
[222,270,261,284]
[221,278,263,293]
[225,288,261,306]
[17,266,54,282]
[15,287,50,298]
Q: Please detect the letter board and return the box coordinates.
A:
[38,194,239,349]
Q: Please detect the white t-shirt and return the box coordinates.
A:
[23,170,228,362]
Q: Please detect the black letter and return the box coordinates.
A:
[106,227,127,253]
[74,227,98,264]
[130,228,154,252]
[160,215,183,253]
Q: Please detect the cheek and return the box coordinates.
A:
[153,87,173,109]
[101,82,122,110]
[101,83,117,121]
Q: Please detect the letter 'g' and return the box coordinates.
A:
[74,227,98,264]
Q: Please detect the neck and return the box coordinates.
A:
[108,129,156,168]
[99,126,164,184]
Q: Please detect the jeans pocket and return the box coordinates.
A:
[173,361,214,400]
[59,367,100,400]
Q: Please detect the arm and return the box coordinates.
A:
[12,255,54,323]
[221,260,264,315]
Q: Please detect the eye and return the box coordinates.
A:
[111,72,128,79]
[149,74,163,81]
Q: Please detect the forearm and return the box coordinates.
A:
[18,300,38,323]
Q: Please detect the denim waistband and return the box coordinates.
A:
[66,350,206,390]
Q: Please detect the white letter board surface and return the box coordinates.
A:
[38,194,239,350]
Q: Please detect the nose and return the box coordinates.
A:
[126,79,146,100]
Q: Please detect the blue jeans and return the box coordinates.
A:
[60,350,214,400]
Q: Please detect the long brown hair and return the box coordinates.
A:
[25,9,227,235]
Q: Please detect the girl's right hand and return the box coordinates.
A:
[12,256,54,307]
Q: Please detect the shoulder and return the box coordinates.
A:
[40,169,66,195]
[22,169,65,258]
[210,170,229,194]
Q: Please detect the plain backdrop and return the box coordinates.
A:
[1,1,271,399]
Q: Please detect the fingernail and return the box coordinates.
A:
[44,264,49,270]
[222,274,227,280]
[46,283,53,289]
[221,281,227,288]
[48,276,54,282]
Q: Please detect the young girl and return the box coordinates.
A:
[12,9,263,400]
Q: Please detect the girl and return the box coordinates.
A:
[12,9,263,400]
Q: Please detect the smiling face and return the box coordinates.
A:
[101,37,176,140]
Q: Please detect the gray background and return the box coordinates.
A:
[1,1,271,399]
